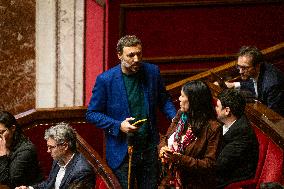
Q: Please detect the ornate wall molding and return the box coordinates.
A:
[36,0,85,108]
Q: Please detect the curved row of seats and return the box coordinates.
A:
[225,125,283,189]
[23,118,284,189]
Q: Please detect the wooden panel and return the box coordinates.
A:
[102,0,284,89]
[161,68,207,85]
[119,1,284,57]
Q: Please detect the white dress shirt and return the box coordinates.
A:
[54,153,75,189]
[223,120,237,135]
[28,153,75,189]
[234,78,258,97]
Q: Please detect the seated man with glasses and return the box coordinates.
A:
[224,46,284,116]
[16,122,95,189]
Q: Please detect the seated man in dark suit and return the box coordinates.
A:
[215,89,259,188]
[16,122,95,189]
[225,46,284,116]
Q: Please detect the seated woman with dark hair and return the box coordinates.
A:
[0,111,43,188]
[158,80,222,188]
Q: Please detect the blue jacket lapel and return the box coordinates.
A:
[113,65,130,115]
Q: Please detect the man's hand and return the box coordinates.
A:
[120,117,139,134]
[225,81,235,88]
[213,81,219,86]
[213,81,236,89]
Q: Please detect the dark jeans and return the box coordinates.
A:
[114,147,159,189]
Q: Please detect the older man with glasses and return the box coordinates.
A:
[224,46,284,116]
[16,123,95,189]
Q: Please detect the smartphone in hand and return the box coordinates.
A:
[132,119,147,127]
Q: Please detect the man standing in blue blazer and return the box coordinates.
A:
[86,35,177,189]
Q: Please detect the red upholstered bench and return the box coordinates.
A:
[71,123,105,158]
[95,177,109,189]
[225,125,283,189]
[257,140,283,188]
[24,124,53,178]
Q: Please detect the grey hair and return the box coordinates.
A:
[44,122,77,152]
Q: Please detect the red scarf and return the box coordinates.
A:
[172,113,196,153]
[162,113,196,188]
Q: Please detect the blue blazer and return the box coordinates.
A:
[86,62,177,169]
[33,152,95,189]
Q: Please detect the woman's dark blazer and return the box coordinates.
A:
[0,135,43,188]
[158,110,222,189]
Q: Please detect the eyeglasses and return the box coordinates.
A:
[0,129,8,136]
[236,65,253,71]
[47,143,64,150]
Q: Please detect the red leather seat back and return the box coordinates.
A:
[24,124,53,178]
[224,124,270,189]
[257,140,284,188]
[252,125,269,180]
[71,123,104,158]
[95,176,108,189]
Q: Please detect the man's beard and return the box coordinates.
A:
[122,60,141,73]
[122,60,132,68]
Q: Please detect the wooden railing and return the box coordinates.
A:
[76,131,121,189]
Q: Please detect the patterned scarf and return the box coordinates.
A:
[161,113,197,189]
[172,113,196,153]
